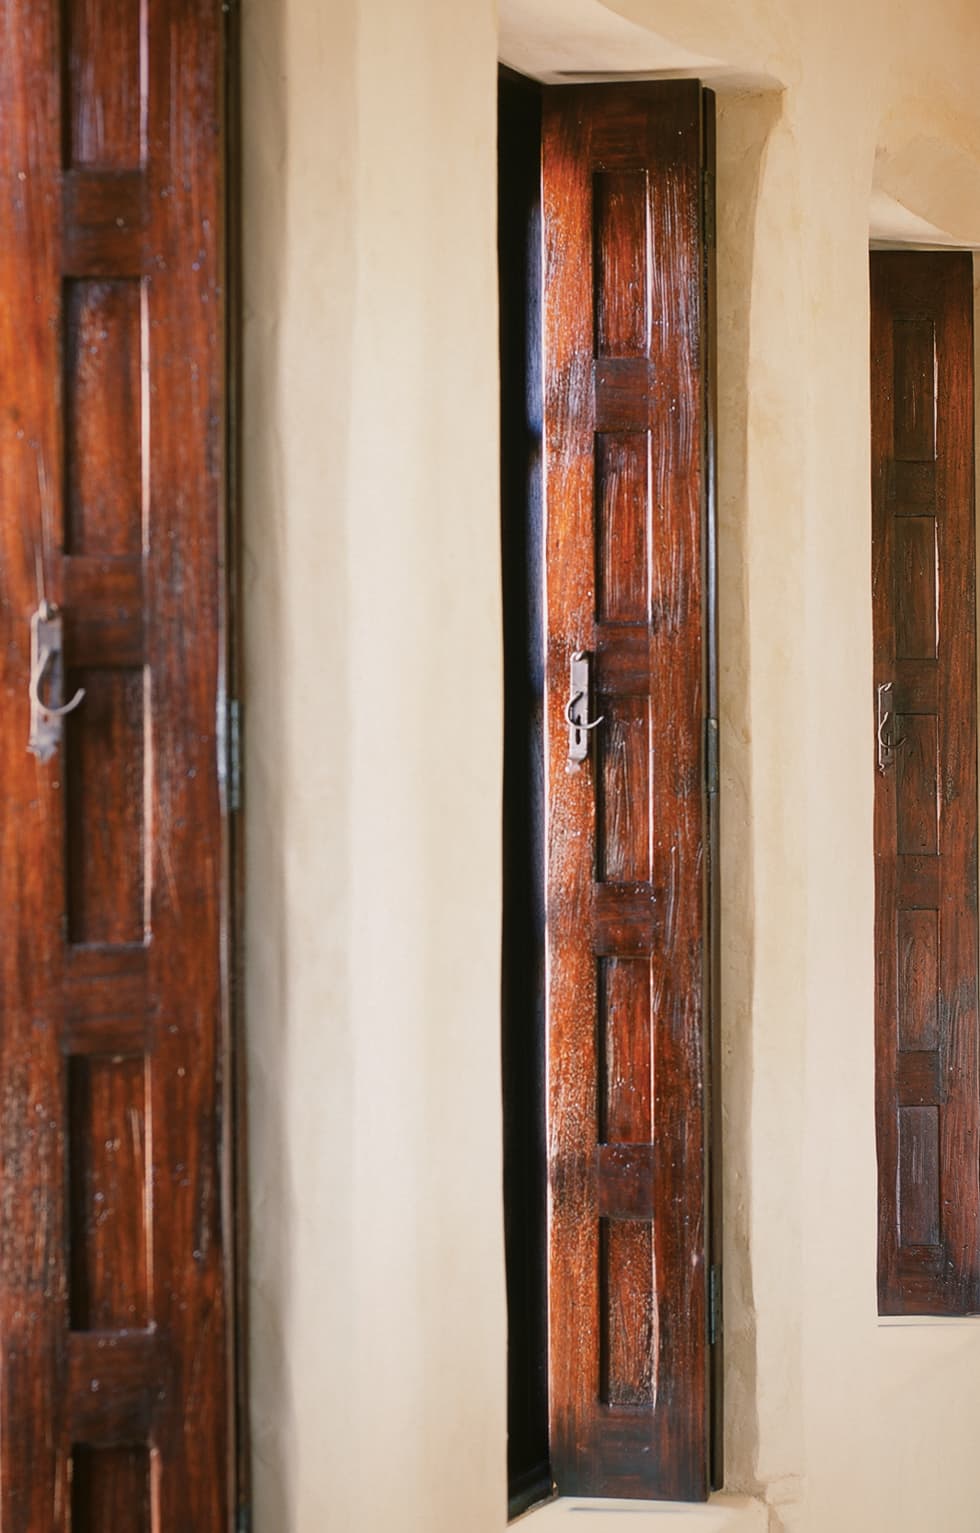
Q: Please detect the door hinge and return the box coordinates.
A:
[228,699,242,813]
[236,1503,251,1533]
[219,697,242,814]
[702,167,716,250]
[705,716,719,796]
[709,1263,721,1346]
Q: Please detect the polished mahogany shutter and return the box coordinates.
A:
[871,253,979,1316]
[0,0,234,1526]
[542,81,715,1499]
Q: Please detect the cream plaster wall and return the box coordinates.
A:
[241,1,980,1530]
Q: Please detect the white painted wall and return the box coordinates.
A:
[241,0,980,1529]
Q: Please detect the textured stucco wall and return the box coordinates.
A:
[242,2,503,1529]
[242,0,980,1529]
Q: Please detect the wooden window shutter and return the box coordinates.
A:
[542,80,717,1499]
[871,252,980,1315]
[0,0,236,1523]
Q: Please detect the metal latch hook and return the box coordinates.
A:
[566,649,604,768]
[876,680,905,774]
[27,601,85,762]
[563,690,603,732]
[29,642,86,719]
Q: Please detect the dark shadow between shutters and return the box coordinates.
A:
[499,65,551,1519]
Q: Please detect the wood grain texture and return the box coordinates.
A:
[893,517,937,659]
[872,251,979,1316]
[65,0,142,169]
[600,959,651,1142]
[63,172,145,277]
[893,316,937,462]
[895,712,938,855]
[595,433,650,624]
[0,0,235,1523]
[66,1331,165,1444]
[594,172,648,358]
[72,1447,150,1533]
[68,1056,149,1330]
[65,280,142,555]
[888,459,936,515]
[600,1220,655,1406]
[596,1143,656,1218]
[897,1107,940,1246]
[897,910,939,1052]
[66,668,146,945]
[598,697,652,881]
[543,81,713,1500]
[895,1050,941,1106]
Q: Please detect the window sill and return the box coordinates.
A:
[513,1493,768,1533]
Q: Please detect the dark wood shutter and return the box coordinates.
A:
[542,81,716,1499]
[0,0,235,1525]
[871,252,979,1316]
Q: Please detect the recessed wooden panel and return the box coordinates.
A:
[893,316,937,461]
[593,359,663,432]
[592,884,658,957]
[63,171,145,278]
[597,1143,656,1219]
[64,555,145,669]
[898,1106,940,1246]
[66,669,147,947]
[598,697,651,882]
[893,659,938,716]
[896,854,940,909]
[600,1220,655,1406]
[65,280,143,556]
[896,713,939,855]
[68,1332,162,1445]
[893,517,937,660]
[590,99,653,169]
[897,910,939,1052]
[600,959,651,1143]
[71,1446,150,1533]
[595,623,650,697]
[896,1050,941,1106]
[595,433,650,624]
[594,171,649,358]
[887,460,937,514]
[65,0,143,170]
[69,1056,149,1330]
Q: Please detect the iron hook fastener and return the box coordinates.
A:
[876,680,905,774]
[27,601,85,762]
[566,649,604,768]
